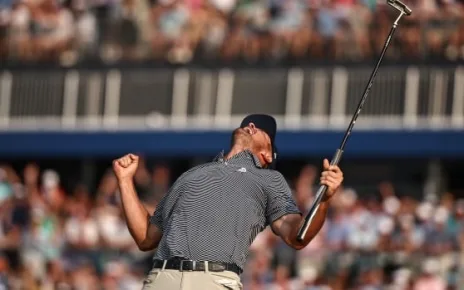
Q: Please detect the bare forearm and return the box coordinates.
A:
[291,201,330,250]
[118,178,150,246]
[277,160,343,250]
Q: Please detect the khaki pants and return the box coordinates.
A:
[142,262,243,290]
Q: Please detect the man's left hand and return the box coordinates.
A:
[320,159,344,200]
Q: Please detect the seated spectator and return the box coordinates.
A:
[150,0,192,61]
[71,0,97,60]
[413,258,447,290]
[29,0,74,61]
[6,0,33,61]
[315,0,344,59]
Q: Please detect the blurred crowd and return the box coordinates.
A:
[0,159,463,290]
[245,166,464,290]
[0,0,464,64]
[0,160,167,290]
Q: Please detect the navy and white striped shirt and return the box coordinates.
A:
[149,150,301,270]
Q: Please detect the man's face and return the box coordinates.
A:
[242,122,273,166]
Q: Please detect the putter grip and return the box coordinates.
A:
[330,149,344,166]
[296,149,344,242]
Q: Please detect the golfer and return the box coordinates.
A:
[112,114,344,290]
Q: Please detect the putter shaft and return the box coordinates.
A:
[296,4,411,242]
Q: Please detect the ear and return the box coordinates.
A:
[248,123,257,134]
[260,150,273,165]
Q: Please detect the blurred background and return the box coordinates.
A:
[1,0,464,288]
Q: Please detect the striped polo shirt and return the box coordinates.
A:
[149,150,301,271]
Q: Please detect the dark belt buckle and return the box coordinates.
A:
[180,260,195,272]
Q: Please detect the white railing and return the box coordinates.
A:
[0,66,463,131]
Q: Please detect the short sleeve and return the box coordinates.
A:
[149,197,166,232]
[148,169,190,232]
[265,172,301,226]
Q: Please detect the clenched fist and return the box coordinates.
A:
[113,154,139,181]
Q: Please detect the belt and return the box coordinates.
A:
[153,258,242,275]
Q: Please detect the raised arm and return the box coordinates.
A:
[113,154,162,251]
[271,159,343,250]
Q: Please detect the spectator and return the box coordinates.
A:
[29,0,74,61]
[7,0,32,60]
[72,0,98,59]
[390,213,424,254]
[413,258,447,290]
[316,0,343,59]
[145,163,171,211]
[346,0,372,59]
[0,195,21,273]
[63,185,100,269]
[149,0,192,61]
[114,0,141,60]
[40,260,70,290]
[41,170,66,214]
[23,163,43,209]
[269,264,300,290]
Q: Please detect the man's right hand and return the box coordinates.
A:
[112,153,162,251]
[113,154,139,181]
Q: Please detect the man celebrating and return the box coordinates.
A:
[113,114,344,290]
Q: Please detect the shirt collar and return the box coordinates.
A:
[213,150,263,168]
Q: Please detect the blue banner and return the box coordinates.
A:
[1,129,464,158]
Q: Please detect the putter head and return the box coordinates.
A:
[387,0,412,15]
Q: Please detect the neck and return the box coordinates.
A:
[225,144,251,160]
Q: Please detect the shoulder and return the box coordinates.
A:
[255,169,292,193]
[175,162,217,181]
[258,169,288,184]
